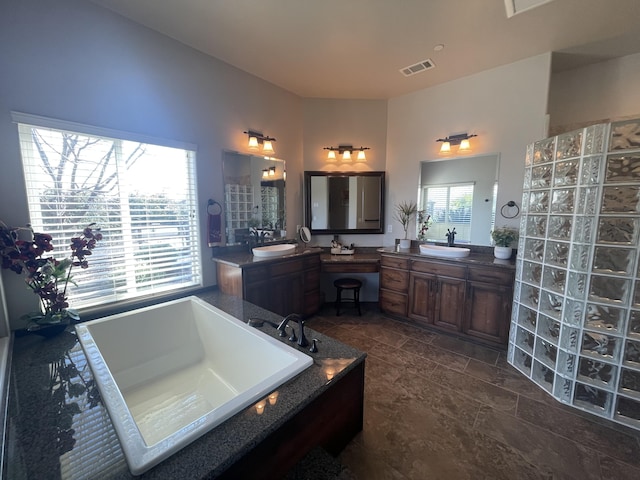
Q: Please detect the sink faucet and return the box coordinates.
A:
[249,227,269,246]
[446,228,456,247]
[277,313,308,348]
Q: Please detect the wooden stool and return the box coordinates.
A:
[334,278,362,316]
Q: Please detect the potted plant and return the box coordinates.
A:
[490,226,518,259]
[0,221,103,335]
[394,200,417,249]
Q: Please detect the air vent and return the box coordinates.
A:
[399,59,435,77]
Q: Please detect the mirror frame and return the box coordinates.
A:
[304,170,385,235]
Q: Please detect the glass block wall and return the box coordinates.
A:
[508,118,640,431]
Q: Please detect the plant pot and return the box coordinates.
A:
[399,239,411,249]
[28,322,68,338]
[494,246,513,260]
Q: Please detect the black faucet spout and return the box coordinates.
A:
[277,313,308,347]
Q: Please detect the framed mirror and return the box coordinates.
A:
[304,171,385,234]
[222,151,286,245]
[417,154,499,245]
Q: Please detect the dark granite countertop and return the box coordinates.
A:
[4,290,366,479]
[320,251,381,265]
[212,246,323,268]
[376,247,516,270]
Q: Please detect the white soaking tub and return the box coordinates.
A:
[75,296,313,475]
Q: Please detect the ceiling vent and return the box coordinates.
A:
[504,0,555,18]
[399,59,435,77]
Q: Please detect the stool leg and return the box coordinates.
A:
[336,287,342,316]
[355,287,361,316]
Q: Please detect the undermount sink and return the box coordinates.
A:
[419,244,470,258]
[252,244,296,258]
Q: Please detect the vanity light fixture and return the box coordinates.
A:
[261,166,277,178]
[436,133,477,155]
[244,130,276,155]
[323,145,370,163]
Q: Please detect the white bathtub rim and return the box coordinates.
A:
[75,296,313,475]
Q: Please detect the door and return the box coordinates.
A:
[464,281,512,344]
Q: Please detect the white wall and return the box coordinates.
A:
[549,52,640,131]
[386,54,552,246]
[0,0,303,329]
[302,98,388,247]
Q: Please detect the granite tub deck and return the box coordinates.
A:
[4,291,366,479]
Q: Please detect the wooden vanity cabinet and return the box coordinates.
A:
[217,253,322,318]
[379,253,514,347]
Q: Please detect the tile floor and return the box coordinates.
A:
[303,303,640,480]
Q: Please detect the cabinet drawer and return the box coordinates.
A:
[379,289,408,317]
[271,259,303,277]
[411,259,466,279]
[303,254,320,268]
[380,267,409,292]
[381,255,409,270]
[244,266,269,284]
[468,266,514,285]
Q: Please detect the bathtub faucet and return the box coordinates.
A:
[277,313,308,348]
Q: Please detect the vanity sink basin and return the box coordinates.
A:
[419,244,471,258]
[252,244,296,258]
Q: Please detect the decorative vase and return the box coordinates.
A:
[399,239,411,249]
[494,246,512,260]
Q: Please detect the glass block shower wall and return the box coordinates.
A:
[508,117,640,431]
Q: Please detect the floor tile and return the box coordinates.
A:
[400,337,470,372]
[308,305,640,479]
[516,395,640,465]
[475,405,602,480]
[429,365,519,413]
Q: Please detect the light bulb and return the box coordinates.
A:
[439,141,451,154]
[262,140,274,155]
[248,136,259,151]
[459,138,471,152]
[342,150,351,161]
[356,149,366,162]
[327,150,336,161]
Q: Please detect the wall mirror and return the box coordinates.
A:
[304,171,385,234]
[222,151,286,245]
[418,154,499,245]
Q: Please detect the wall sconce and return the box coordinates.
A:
[262,166,277,178]
[323,145,370,163]
[436,133,477,154]
[245,130,276,155]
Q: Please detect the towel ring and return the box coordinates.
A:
[207,199,222,215]
[500,201,520,219]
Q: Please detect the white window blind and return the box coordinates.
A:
[422,183,474,242]
[15,117,201,309]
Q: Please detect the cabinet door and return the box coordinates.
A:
[408,272,436,325]
[271,271,304,316]
[244,279,271,310]
[433,276,466,332]
[464,281,512,345]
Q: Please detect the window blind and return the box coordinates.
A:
[16,120,202,309]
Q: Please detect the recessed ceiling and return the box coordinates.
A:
[88,0,640,99]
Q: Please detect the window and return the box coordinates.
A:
[14,113,201,310]
[421,183,474,242]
